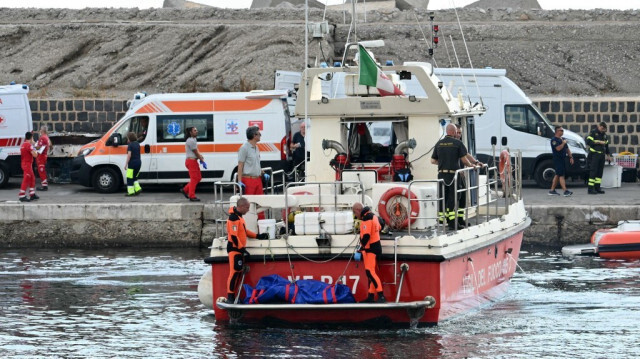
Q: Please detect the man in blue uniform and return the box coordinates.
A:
[548,126,574,197]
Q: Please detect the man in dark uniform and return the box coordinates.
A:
[431,124,480,230]
[585,122,611,194]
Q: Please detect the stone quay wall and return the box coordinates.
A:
[30,99,128,134]
[32,97,640,156]
[0,202,637,248]
[533,97,640,155]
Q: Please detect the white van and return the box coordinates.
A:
[430,67,588,188]
[0,83,32,188]
[275,67,589,188]
[71,90,292,193]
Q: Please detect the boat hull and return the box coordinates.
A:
[199,231,523,326]
[596,232,640,259]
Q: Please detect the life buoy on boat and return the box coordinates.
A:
[377,187,419,229]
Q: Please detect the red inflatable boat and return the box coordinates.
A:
[591,221,640,259]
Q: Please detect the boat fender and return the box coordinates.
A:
[377,187,419,229]
[499,150,512,196]
[499,150,511,182]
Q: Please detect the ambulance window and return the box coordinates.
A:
[156,114,213,143]
[130,116,150,142]
[113,118,132,145]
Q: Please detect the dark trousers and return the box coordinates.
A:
[438,172,459,223]
[588,152,605,189]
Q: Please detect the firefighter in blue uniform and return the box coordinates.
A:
[585,122,611,194]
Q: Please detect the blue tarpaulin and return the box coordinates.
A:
[242,274,356,304]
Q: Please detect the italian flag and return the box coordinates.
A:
[358,44,404,96]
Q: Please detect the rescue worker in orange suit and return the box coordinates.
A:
[35,125,50,191]
[352,202,385,303]
[226,197,269,302]
[18,131,38,202]
[431,124,480,230]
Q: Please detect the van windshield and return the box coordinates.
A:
[504,104,553,138]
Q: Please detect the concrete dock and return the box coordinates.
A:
[1,180,638,248]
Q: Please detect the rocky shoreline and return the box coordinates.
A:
[1,7,639,98]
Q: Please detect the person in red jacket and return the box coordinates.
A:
[226,197,268,302]
[352,202,385,303]
[35,126,50,191]
[19,131,38,202]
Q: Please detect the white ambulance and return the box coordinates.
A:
[0,83,32,188]
[71,90,293,193]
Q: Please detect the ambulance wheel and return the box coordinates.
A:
[93,167,120,193]
[0,163,9,188]
[534,159,555,189]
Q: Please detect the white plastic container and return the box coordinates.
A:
[602,164,622,188]
[294,211,353,235]
[258,219,276,239]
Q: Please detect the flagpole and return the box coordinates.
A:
[303,0,309,174]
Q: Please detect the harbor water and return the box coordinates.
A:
[1,246,639,358]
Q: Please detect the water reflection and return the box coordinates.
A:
[1,246,639,358]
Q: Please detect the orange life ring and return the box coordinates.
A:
[377,187,419,229]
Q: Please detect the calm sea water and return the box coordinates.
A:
[1,246,639,358]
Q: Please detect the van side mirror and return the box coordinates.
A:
[490,136,497,146]
[106,133,122,147]
[502,137,508,146]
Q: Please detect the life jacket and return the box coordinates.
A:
[359,207,381,249]
[227,206,256,252]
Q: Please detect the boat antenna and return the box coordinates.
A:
[340,0,358,66]
[304,0,309,169]
[352,0,357,44]
[448,34,471,106]
[412,11,438,68]
[450,0,483,108]
[440,28,454,68]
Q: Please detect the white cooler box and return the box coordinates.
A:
[294,211,353,235]
[602,164,622,188]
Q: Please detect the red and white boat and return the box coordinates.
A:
[198,47,530,327]
[563,220,640,259]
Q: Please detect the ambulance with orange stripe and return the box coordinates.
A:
[71,90,292,193]
[0,83,32,188]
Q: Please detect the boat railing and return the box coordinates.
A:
[261,167,287,194]
[283,181,366,236]
[406,179,446,236]
[485,165,501,219]
[212,180,244,240]
[497,149,523,204]
[453,165,496,229]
